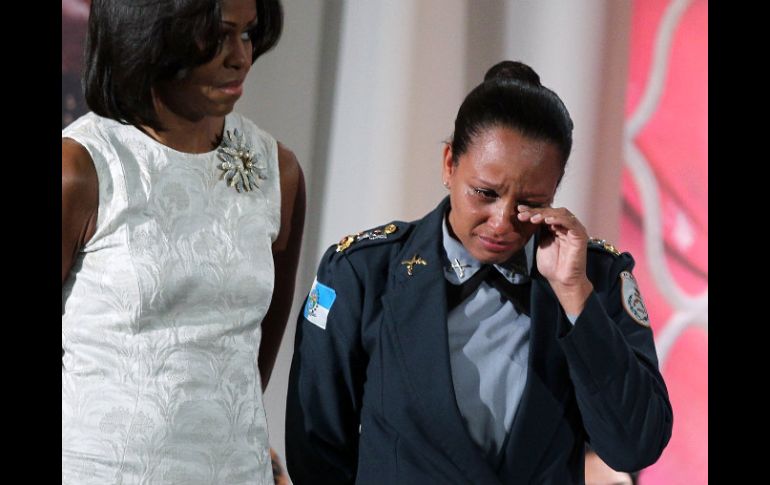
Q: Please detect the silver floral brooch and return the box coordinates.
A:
[216,129,268,192]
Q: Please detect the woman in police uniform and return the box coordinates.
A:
[286,61,672,484]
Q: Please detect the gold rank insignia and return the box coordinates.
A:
[588,237,621,256]
[336,223,400,253]
[336,235,356,253]
[401,254,427,276]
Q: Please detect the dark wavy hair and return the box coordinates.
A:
[83,0,283,131]
[450,60,574,178]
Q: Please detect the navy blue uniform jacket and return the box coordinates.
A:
[286,198,672,484]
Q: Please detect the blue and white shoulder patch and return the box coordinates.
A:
[303,277,337,330]
[620,271,650,327]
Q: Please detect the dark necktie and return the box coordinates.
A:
[446,265,531,316]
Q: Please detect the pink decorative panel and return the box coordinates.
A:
[622,1,707,483]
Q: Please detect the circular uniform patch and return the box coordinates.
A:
[620,271,650,327]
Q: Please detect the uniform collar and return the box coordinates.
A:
[441,212,533,286]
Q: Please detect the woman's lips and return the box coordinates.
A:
[477,235,515,252]
[218,80,243,96]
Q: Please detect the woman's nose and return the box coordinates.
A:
[487,202,516,234]
[224,36,249,70]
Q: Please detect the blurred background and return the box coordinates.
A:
[62,0,707,483]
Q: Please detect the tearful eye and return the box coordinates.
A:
[473,188,497,199]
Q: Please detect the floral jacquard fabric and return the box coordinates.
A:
[62,112,280,485]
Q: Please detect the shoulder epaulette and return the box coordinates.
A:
[587,237,621,256]
[335,222,410,254]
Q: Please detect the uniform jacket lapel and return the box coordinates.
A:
[381,198,503,484]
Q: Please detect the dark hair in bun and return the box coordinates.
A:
[451,60,573,173]
[483,60,541,86]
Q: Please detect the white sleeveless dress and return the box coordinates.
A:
[62,112,279,485]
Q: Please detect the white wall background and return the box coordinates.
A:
[236,0,633,461]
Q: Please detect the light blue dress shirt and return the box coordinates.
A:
[442,217,534,463]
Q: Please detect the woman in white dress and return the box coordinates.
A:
[61,0,305,483]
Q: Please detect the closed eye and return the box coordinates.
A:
[519,200,541,207]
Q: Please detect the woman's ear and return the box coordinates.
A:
[442,143,454,187]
